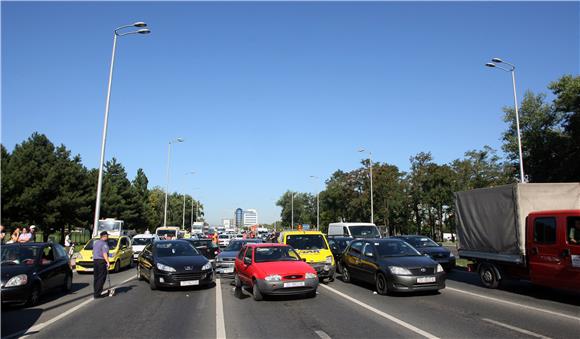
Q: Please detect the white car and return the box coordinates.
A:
[131,233,160,260]
[218,234,232,247]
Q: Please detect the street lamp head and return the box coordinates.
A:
[485,62,496,68]
[133,22,147,27]
[137,29,151,34]
[176,137,184,142]
[358,148,366,153]
[491,57,503,63]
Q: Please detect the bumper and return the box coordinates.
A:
[216,261,235,276]
[255,278,318,296]
[154,270,214,288]
[133,252,141,261]
[435,258,456,271]
[387,273,446,292]
[75,261,119,272]
[310,263,336,278]
[1,285,31,304]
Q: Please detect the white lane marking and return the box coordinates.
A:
[446,287,580,322]
[319,284,439,339]
[482,318,552,339]
[315,330,332,339]
[216,278,227,339]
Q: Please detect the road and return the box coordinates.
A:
[2,267,579,339]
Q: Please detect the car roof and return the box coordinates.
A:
[329,222,376,226]
[282,231,324,235]
[245,243,288,248]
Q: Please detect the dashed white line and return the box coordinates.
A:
[482,318,552,339]
[446,287,580,322]
[315,330,332,339]
[319,284,439,339]
[216,278,227,339]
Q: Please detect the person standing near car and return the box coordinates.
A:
[93,231,110,298]
[18,227,32,243]
[29,225,37,242]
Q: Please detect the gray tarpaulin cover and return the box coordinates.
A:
[455,183,580,255]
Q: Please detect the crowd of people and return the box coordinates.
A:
[0,224,38,244]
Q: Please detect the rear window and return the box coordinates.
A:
[286,234,328,250]
[534,217,557,244]
[132,238,152,246]
[84,239,118,250]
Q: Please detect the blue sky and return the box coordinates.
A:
[2,1,579,225]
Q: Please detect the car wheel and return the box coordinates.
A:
[375,272,389,295]
[114,261,120,273]
[63,273,73,292]
[252,280,263,301]
[234,273,242,288]
[137,265,143,281]
[479,264,500,289]
[149,270,158,290]
[336,261,342,274]
[342,266,351,283]
[27,284,41,307]
[306,290,317,298]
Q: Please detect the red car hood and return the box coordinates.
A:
[254,260,316,277]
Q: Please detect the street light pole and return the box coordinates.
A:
[358,148,374,224]
[310,176,320,230]
[163,138,184,227]
[92,22,150,237]
[486,58,526,183]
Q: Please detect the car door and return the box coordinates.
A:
[52,244,69,287]
[140,244,154,279]
[235,246,248,282]
[344,240,364,279]
[239,247,254,285]
[121,237,132,267]
[561,216,580,290]
[37,245,59,289]
[528,215,564,288]
[360,242,379,283]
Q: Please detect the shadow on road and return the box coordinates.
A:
[446,268,580,307]
[1,307,43,338]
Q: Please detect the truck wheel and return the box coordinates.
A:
[479,264,500,289]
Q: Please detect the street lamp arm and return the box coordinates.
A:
[116,30,147,37]
[114,24,135,34]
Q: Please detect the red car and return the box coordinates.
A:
[234,243,319,301]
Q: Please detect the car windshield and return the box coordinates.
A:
[157,230,177,237]
[376,241,421,257]
[405,237,439,248]
[189,240,217,248]
[155,242,199,257]
[286,234,328,250]
[225,240,261,252]
[84,238,118,250]
[132,238,152,246]
[254,246,301,262]
[1,245,41,265]
[330,239,350,251]
[349,226,380,238]
[219,235,229,239]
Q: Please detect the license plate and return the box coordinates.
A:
[180,280,199,286]
[84,268,93,272]
[222,268,234,273]
[284,281,305,288]
[417,276,436,284]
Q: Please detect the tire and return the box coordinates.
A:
[137,265,144,281]
[149,270,158,290]
[63,273,73,292]
[252,280,263,301]
[342,266,351,283]
[26,284,41,307]
[306,290,317,298]
[479,263,500,289]
[375,272,389,295]
[336,261,343,274]
[234,273,242,288]
[114,261,120,273]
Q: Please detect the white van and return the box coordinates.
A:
[131,233,160,261]
[327,222,381,238]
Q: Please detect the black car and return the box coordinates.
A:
[183,239,220,265]
[1,242,73,306]
[137,240,214,290]
[391,235,456,271]
[215,239,263,277]
[327,237,352,273]
[341,239,446,295]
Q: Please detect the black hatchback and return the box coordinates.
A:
[1,242,73,306]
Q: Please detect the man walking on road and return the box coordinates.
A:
[93,231,110,298]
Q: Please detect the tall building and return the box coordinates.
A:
[243,209,258,227]
[235,208,243,228]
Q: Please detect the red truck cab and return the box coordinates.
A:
[526,210,580,291]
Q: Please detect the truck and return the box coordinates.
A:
[96,218,124,236]
[454,183,580,291]
[191,222,204,235]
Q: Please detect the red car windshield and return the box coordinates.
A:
[254,246,301,263]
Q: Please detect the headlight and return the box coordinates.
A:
[5,274,28,287]
[305,272,317,279]
[202,262,213,271]
[156,263,176,272]
[449,252,455,258]
[264,274,282,282]
[436,264,444,273]
[389,266,412,275]
[325,256,333,264]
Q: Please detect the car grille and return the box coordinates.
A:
[409,267,435,275]
[170,272,203,281]
[77,261,94,268]
[222,257,236,262]
[430,253,448,259]
[283,274,303,280]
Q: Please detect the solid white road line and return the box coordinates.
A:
[446,287,580,322]
[216,278,227,339]
[482,318,552,339]
[319,284,439,339]
[315,330,332,339]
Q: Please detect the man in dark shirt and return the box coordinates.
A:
[93,231,111,298]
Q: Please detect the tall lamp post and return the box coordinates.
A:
[485,58,526,183]
[358,148,374,224]
[93,22,150,237]
[310,176,320,230]
[291,192,295,230]
[163,138,184,226]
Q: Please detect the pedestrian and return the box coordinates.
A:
[29,225,37,242]
[64,231,72,252]
[93,231,111,298]
[18,227,32,243]
[9,227,21,243]
[0,225,5,244]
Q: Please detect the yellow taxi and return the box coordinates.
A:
[75,236,134,273]
[278,230,335,282]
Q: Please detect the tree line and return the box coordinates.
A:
[277,75,580,239]
[1,134,204,241]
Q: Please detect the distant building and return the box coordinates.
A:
[235,208,243,228]
[222,218,234,229]
[243,209,258,227]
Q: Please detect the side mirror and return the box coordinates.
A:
[243,257,252,265]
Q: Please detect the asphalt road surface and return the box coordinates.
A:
[2,267,579,339]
